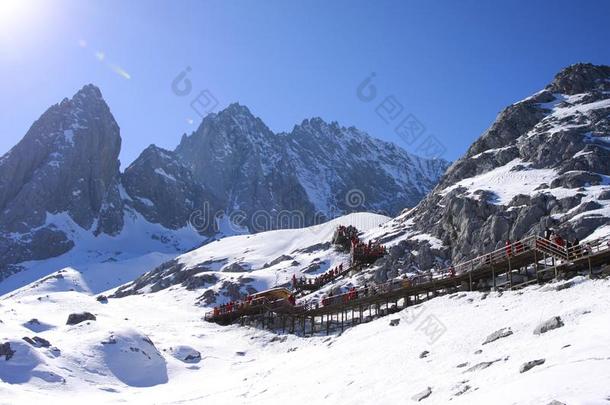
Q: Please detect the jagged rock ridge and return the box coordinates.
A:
[0,86,446,279]
[372,63,610,282]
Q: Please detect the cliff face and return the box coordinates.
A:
[372,63,610,282]
[0,86,446,280]
[0,85,124,277]
[176,104,448,232]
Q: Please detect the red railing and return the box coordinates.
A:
[205,234,610,322]
[293,259,352,291]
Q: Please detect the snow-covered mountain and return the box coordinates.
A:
[368,63,610,281]
[1,212,610,404]
[2,63,610,404]
[175,103,448,230]
[0,85,446,284]
[113,63,610,303]
[0,85,126,279]
[112,212,389,304]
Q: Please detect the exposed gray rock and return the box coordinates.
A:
[22,336,51,348]
[264,255,294,268]
[411,387,432,402]
[175,104,448,233]
[482,327,513,345]
[112,259,223,297]
[519,358,546,373]
[0,87,446,279]
[170,346,202,363]
[0,85,123,277]
[368,63,610,280]
[389,318,400,327]
[223,262,246,273]
[66,312,96,325]
[0,342,15,360]
[534,316,564,335]
[419,350,429,358]
[122,145,221,235]
[466,359,501,372]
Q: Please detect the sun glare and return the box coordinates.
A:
[0,0,30,28]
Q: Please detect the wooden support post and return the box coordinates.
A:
[534,249,540,284]
[359,305,363,324]
[507,256,513,289]
[469,271,473,292]
[341,310,344,333]
[491,261,496,291]
[588,255,593,277]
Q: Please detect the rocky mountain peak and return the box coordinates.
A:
[0,85,124,277]
[374,63,610,282]
[547,63,610,95]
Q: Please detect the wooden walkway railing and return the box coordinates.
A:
[205,234,610,330]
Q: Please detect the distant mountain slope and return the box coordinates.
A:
[175,104,448,232]
[112,212,389,304]
[0,85,445,283]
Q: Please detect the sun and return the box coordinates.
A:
[0,0,51,50]
[0,0,30,27]
[0,0,52,38]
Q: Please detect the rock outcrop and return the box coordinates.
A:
[0,87,446,279]
[373,63,610,279]
[0,84,123,278]
[175,104,449,232]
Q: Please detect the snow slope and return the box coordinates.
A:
[1,267,610,404]
[0,209,209,297]
[113,212,390,303]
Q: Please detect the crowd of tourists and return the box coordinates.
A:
[292,263,346,289]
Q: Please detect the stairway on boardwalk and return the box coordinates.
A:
[293,259,354,294]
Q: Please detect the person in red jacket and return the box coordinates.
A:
[554,235,565,247]
[292,274,297,288]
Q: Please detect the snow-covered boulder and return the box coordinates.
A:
[170,345,202,363]
[0,340,64,384]
[98,329,168,387]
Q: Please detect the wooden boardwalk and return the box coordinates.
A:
[205,235,610,334]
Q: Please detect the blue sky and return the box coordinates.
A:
[1,0,609,166]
